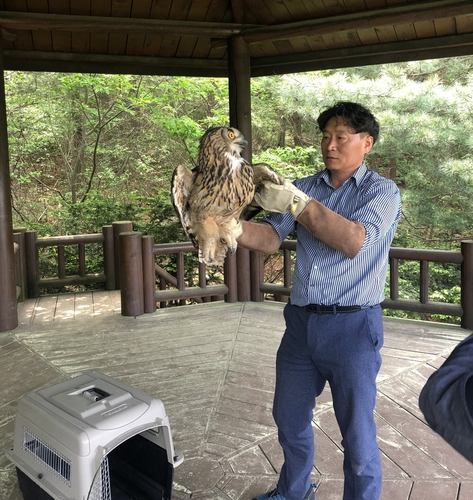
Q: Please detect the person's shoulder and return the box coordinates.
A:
[361,169,399,194]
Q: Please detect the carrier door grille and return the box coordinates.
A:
[88,456,111,500]
[22,427,71,485]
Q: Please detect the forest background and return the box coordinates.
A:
[5,55,473,323]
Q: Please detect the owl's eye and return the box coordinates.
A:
[228,130,235,139]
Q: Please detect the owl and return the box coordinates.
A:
[171,126,282,266]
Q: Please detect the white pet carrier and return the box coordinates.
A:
[6,370,183,500]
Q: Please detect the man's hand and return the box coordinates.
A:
[254,179,311,218]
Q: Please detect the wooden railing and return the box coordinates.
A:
[13,221,134,299]
[259,240,473,330]
[119,234,227,316]
[383,246,469,318]
[13,222,473,330]
[15,227,114,298]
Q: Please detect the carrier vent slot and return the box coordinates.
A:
[22,427,72,485]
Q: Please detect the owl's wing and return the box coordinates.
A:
[171,165,198,248]
[241,162,284,221]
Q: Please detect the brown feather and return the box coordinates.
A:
[171,126,283,265]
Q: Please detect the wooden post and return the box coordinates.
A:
[228,35,253,302]
[159,276,167,309]
[112,220,133,289]
[389,256,399,300]
[58,245,66,279]
[199,262,211,303]
[420,260,429,304]
[119,232,144,317]
[13,227,27,301]
[102,225,115,290]
[0,49,17,331]
[250,250,264,302]
[224,252,238,302]
[237,247,251,301]
[142,235,156,313]
[281,248,291,303]
[461,240,473,330]
[13,235,20,301]
[275,248,291,303]
[25,230,39,298]
[228,36,252,159]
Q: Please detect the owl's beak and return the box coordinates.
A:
[239,138,248,150]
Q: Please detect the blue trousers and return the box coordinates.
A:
[274,303,384,500]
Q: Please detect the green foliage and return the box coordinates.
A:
[253,60,473,249]
[254,146,323,179]
[383,260,461,324]
[6,58,473,316]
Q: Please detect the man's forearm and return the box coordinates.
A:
[237,221,281,254]
[297,199,366,259]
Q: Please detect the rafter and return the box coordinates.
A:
[251,33,473,76]
[239,0,473,44]
[2,0,472,47]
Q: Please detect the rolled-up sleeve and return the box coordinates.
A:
[354,182,401,251]
[262,212,296,244]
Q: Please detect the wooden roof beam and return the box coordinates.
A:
[250,33,473,76]
[0,11,260,37]
[2,50,229,78]
[239,0,473,44]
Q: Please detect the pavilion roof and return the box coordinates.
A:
[1,0,472,77]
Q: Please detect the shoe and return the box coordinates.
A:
[252,484,317,500]
[252,489,286,500]
[306,485,317,500]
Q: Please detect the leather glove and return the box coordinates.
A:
[254,179,310,218]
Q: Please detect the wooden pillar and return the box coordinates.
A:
[0,49,17,331]
[250,250,264,302]
[461,240,473,330]
[228,36,253,301]
[224,252,238,303]
[236,247,251,301]
[102,225,116,290]
[25,230,39,298]
[119,232,144,317]
[228,36,252,159]
[112,220,133,289]
[13,227,27,302]
[142,235,157,313]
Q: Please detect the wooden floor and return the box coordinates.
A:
[1,292,473,500]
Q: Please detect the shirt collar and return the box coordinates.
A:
[318,162,367,187]
[352,162,368,185]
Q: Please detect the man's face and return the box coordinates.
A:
[321,117,374,175]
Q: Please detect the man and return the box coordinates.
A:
[419,333,473,464]
[237,102,401,500]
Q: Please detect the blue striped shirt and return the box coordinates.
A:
[263,163,401,307]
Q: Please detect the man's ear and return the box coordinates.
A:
[364,134,374,154]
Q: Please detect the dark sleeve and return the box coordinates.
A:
[418,334,473,463]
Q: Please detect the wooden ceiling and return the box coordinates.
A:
[1,0,473,77]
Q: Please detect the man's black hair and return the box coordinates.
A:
[317,101,380,144]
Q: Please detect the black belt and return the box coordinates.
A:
[304,304,363,314]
